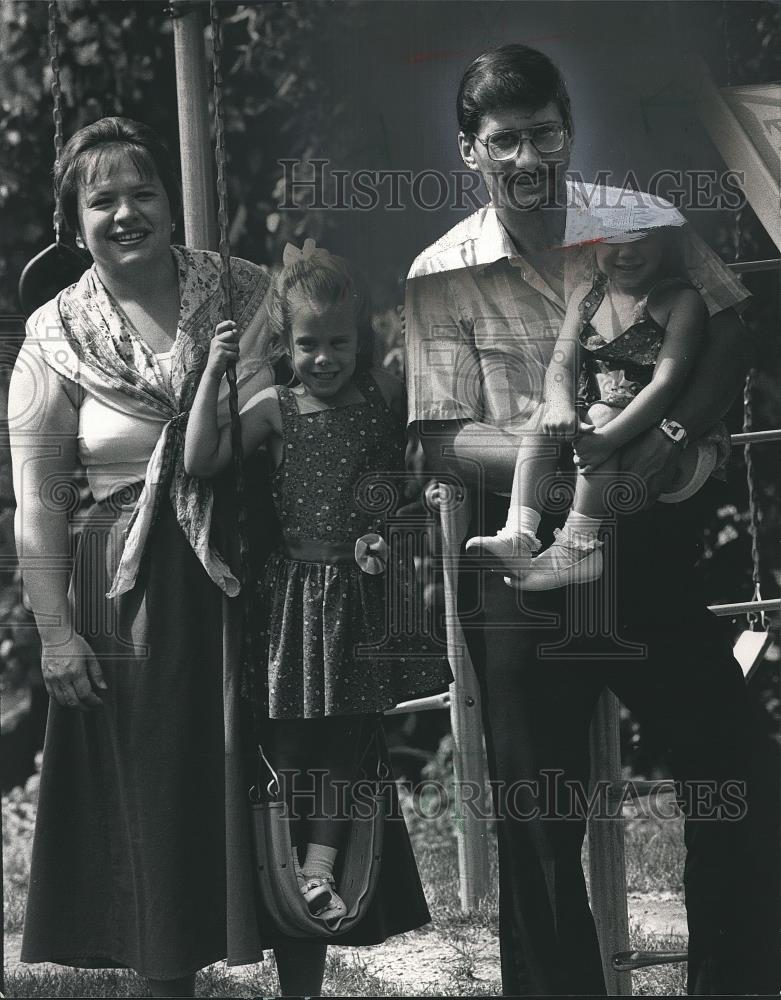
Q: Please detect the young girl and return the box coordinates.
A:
[467,224,728,590]
[185,240,448,922]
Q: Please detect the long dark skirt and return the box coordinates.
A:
[21,489,228,980]
[22,480,433,977]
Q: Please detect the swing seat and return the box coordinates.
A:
[18,243,87,317]
[733,627,773,682]
[250,786,385,938]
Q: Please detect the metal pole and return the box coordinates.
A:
[171,3,217,250]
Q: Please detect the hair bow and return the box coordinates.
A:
[282,238,334,268]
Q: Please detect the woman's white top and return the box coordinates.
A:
[77,352,174,501]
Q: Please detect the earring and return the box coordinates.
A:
[75,234,85,250]
[171,222,176,233]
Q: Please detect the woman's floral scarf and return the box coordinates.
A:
[26,245,272,598]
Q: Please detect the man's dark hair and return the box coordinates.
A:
[456,44,574,138]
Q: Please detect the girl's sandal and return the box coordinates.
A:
[315,883,348,925]
[299,875,334,916]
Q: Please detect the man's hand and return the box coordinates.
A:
[618,427,679,507]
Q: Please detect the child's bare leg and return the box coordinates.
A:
[466,437,559,575]
[518,405,620,591]
[571,404,621,518]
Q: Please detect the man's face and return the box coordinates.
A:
[459,101,571,213]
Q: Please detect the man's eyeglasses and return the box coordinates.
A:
[473,123,567,160]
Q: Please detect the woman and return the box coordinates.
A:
[8,117,327,997]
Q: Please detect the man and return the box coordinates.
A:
[405,44,777,995]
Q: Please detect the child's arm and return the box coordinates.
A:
[575,287,707,471]
[185,320,280,478]
[540,285,587,438]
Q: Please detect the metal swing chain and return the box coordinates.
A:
[210,1,254,657]
[732,203,764,631]
[742,370,764,629]
[48,0,65,245]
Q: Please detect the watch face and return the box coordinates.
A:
[662,420,686,442]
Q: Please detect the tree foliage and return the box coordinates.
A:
[0,0,358,312]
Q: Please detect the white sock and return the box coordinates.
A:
[504,505,541,539]
[302,843,338,880]
[563,510,601,541]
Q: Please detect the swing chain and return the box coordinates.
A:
[48,0,65,245]
[742,369,764,630]
[210,1,253,634]
[731,202,764,631]
[250,743,281,803]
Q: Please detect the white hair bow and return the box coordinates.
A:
[282,237,334,267]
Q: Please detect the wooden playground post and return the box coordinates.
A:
[438,485,491,911]
[171,3,217,251]
[588,691,632,996]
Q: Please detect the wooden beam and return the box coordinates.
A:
[588,691,633,996]
[171,3,217,251]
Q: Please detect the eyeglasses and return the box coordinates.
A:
[473,123,567,160]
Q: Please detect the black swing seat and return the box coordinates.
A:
[249,727,388,938]
[18,242,88,318]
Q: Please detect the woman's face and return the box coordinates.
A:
[76,149,173,280]
[593,233,665,292]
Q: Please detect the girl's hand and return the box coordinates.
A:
[541,402,579,439]
[41,633,106,711]
[205,320,240,381]
[573,428,615,473]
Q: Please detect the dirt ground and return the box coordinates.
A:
[338,891,687,992]
[4,891,687,995]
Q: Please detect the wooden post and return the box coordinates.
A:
[439,485,491,911]
[588,690,632,995]
[172,4,217,250]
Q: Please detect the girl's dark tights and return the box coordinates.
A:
[265,714,365,850]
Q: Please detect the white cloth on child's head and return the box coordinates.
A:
[563,183,686,247]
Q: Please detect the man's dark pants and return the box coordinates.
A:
[458,485,779,995]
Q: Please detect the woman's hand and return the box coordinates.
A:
[541,402,580,439]
[205,320,240,381]
[41,633,106,711]
[573,427,615,473]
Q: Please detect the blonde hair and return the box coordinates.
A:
[266,248,376,371]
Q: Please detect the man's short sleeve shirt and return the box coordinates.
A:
[405,183,751,429]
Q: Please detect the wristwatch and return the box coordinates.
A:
[659,418,688,446]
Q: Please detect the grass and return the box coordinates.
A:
[627,925,688,997]
[3,784,691,997]
[624,810,686,893]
